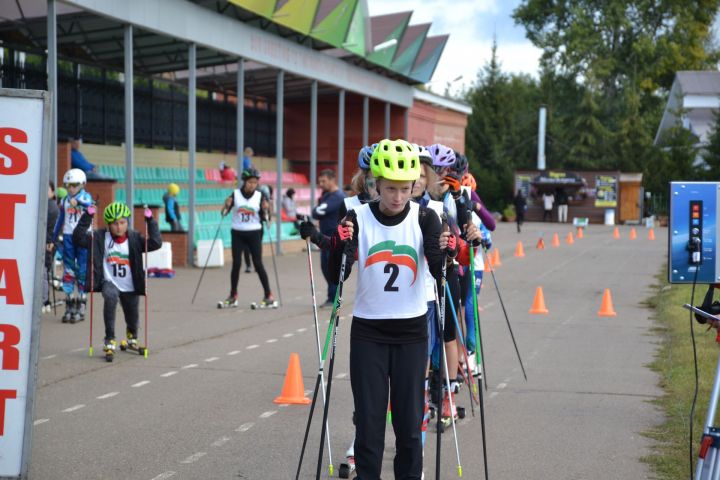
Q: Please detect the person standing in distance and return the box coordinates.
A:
[312,168,346,308]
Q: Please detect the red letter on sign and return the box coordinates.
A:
[0,128,28,175]
[0,194,26,239]
[0,259,23,305]
[0,324,20,370]
[0,390,17,436]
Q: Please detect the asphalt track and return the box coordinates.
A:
[29,221,666,479]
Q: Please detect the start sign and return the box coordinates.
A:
[0,89,51,479]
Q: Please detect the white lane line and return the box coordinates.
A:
[62,404,85,413]
[266,339,278,343]
[97,392,119,400]
[150,472,176,480]
[211,436,232,447]
[71,347,85,353]
[278,404,289,408]
[503,377,512,384]
[236,422,254,432]
[305,389,313,396]
[297,328,307,333]
[283,333,294,338]
[181,363,198,369]
[497,383,507,390]
[259,411,277,419]
[132,381,151,388]
[204,357,219,363]
[41,354,57,360]
[294,295,304,300]
[227,350,241,356]
[335,373,348,379]
[34,418,49,426]
[161,371,178,378]
[489,392,499,399]
[247,345,259,350]
[180,452,206,464]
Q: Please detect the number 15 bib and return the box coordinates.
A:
[353,202,427,320]
[103,233,134,292]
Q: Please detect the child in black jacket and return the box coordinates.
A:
[73,201,162,360]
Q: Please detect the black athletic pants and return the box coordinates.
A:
[102,281,139,342]
[350,336,426,480]
[230,229,271,297]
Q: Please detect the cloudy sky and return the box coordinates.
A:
[367,0,542,94]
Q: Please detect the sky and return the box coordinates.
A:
[367,0,542,95]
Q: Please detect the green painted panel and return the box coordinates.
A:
[311,0,357,47]
[367,20,406,68]
[273,0,320,34]
[229,0,277,18]
[343,0,367,56]
[392,26,429,75]
[411,36,448,84]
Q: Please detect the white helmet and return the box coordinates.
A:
[63,168,87,185]
[414,144,432,165]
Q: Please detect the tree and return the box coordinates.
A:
[702,106,720,179]
[567,89,611,169]
[644,124,700,197]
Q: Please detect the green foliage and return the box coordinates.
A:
[702,106,720,179]
[462,2,720,211]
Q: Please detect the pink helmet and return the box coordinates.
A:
[427,143,456,170]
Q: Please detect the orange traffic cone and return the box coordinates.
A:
[597,288,617,317]
[529,287,549,314]
[566,232,574,245]
[629,228,637,240]
[577,227,584,239]
[493,249,502,266]
[537,237,545,250]
[552,233,560,247]
[273,353,311,405]
[514,241,525,258]
[648,228,655,241]
[613,227,620,239]
[484,254,493,271]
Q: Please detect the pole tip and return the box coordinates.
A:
[88,347,93,357]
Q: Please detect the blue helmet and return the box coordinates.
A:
[358,144,377,170]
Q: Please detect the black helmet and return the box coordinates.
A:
[452,153,468,175]
[241,168,261,180]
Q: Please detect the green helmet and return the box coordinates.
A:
[104,201,131,224]
[370,139,421,182]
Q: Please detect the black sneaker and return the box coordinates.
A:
[245,267,252,273]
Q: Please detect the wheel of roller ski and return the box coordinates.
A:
[250,303,257,310]
[119,341,127,351]
[457,407,466,419]
[338,464,350,479]
[105,353,113,363]
[217,302,222,309]
[138,347,146,356]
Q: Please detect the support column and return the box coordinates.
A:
[188,43,197,266]
[384,102,390,139]
[275,70,284,254]
[362,95,369,147]
[338,89,345,187]
[403,107,409,139]
[48,0,57,182]
[310,80,318,213]
[124,24,134,226]
[236,58,245,174]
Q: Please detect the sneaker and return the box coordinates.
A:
[103,339,117,353]
[218,295,239,309]
[245,267,252,273]
[261,294,278,307]
[320,300,334,309]
[441,390,457,419]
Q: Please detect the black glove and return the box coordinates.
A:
[299,220,319,241]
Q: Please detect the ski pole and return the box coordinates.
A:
[443,282,479,409]
[480,246,527,381]
[470,244,491,480]
[88,207,95,357]
[191,212,226,304]
[434,266,463,478]
[264,216,283,306]
[315,211,355,480]
[143,205,149,358]
[294,237,334,478]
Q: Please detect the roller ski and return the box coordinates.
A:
[217,295,239,309]
[119,331,146,356]
[250,294,278,310]
[103,339,117,362]
[338,441,356,478]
